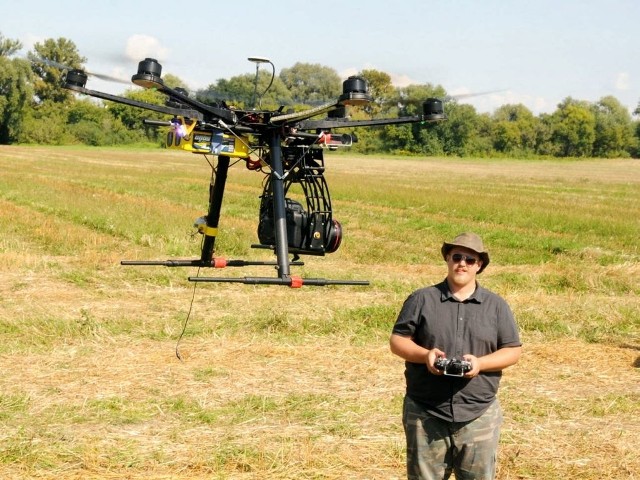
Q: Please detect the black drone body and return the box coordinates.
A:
[62,57,447,287]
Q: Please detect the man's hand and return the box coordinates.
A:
[427,348,446,375]
[389,335,447,375]
[462,354,481,378]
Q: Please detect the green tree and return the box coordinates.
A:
[432,102,483,156]
[416,126,445,156]
[0,33,22,56]
[591,95,635,158]
[161,73,187,90]
[533,113,557,156]
[633,103,640,157]
[395,84,449,155]
[549,98,596,157]
[67,99,140,146]
[106,88,169,142]
[375,83,448,155]
[347,70,398,154]
[471,112,495,157]
[394,84,447,116]
[279,62,341,104]
[18,101,70,144]
[200,76,251,108]
[0,41,34,143]
[200,71,292,111]
[492,104,538,155]
[358,69,395,117]
[28,38,86,104]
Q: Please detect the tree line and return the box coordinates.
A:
[1,34,639,158]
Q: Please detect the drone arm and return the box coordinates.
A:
[155,84,237,125]
[268,101,340,125]
[296,114,445,130]
[121,258,304,268]
[65,84,204,120]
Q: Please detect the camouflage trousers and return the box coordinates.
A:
[402,396,503,480]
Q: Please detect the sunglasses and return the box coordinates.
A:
[451,253,479,265]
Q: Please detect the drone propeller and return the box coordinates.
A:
[29,56,131,85]
[442,89,506,102]
[395,88,506,115]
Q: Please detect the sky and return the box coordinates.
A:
[2,0,639,116]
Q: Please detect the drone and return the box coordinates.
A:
[58,57,448,287]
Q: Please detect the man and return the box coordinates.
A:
[390,232,521,480]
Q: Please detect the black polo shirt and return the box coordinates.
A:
[392,280,521,422]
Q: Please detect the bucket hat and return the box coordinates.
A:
[441,232,490,274]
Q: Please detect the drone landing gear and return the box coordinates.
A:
[120,258,304,268]
[189,275,369,287]
[121,138,370,287]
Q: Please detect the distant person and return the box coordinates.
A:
[390,232,522,480]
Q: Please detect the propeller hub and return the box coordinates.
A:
[63,69,88,91]
[339,76,372,106]
[132,58,164,88]
[423,98,446,121]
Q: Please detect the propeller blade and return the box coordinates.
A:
[443,89,507,102]
[31,56,72,71]
[87,71,130,85]
[30,56,130,85]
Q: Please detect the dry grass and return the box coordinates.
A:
[0,145,639,479]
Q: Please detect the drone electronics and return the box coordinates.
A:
[60,57,447,287]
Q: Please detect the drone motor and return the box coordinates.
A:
[339,76,372,106]
[63,69,88,91]
[423,98,445,121]
[132,57,164,89]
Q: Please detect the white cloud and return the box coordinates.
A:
[455,89,555,115]
[124,34,170,62]
[22,33,44,51]
[390,73,417,88]
[339,67,359,80]
[614,72,630,91]
[338,66,421,87]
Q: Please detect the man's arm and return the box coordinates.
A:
[463,346,522,377]
[389,334,445,374]
[478,345,522,371]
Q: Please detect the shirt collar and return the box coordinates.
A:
[438,279,484,303]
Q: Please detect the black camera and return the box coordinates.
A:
[434,357,472,377]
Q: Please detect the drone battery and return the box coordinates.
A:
[166,130,249,158]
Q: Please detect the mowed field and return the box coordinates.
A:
[0,145,638,479]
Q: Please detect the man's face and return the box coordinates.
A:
[446,247,482,287]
